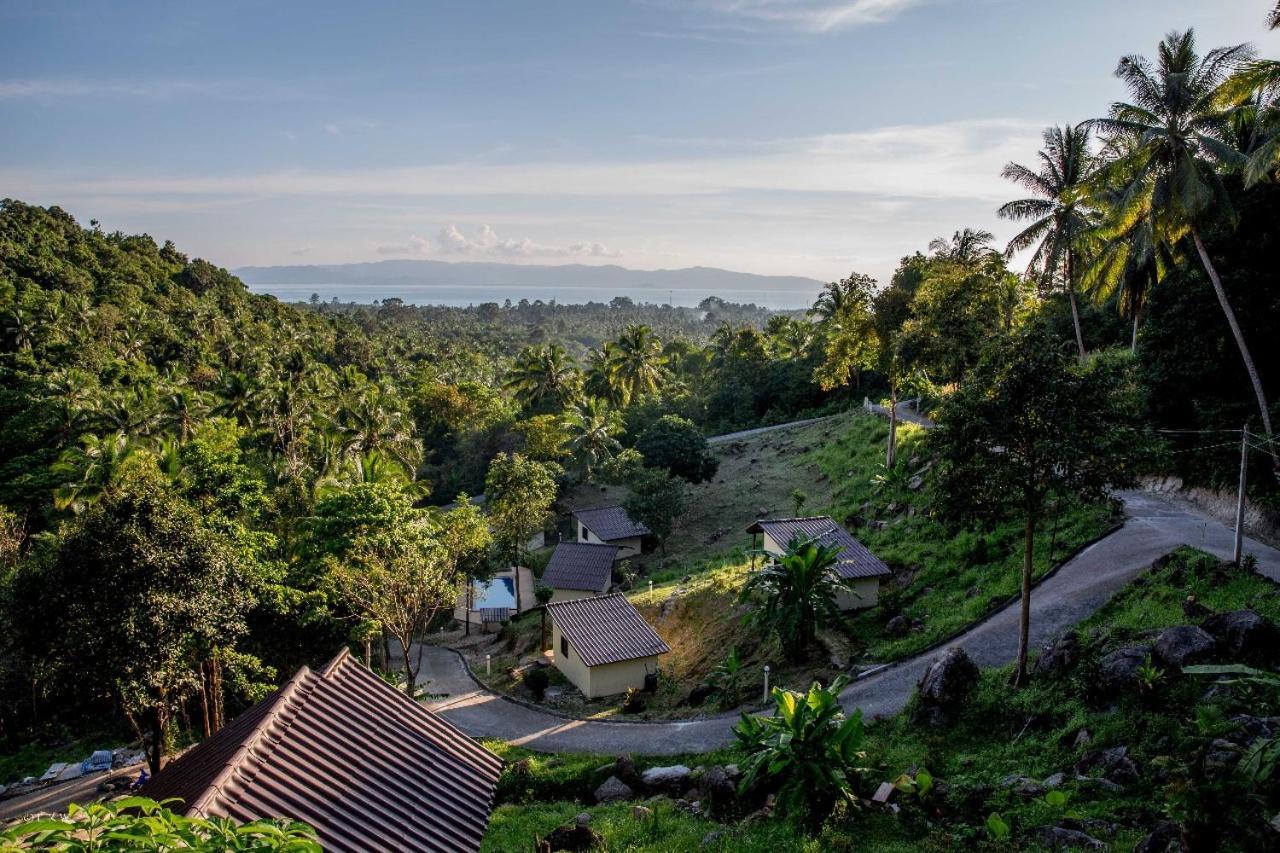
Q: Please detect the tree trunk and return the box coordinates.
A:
[1191,229,1276,469]
[1131,310,1139,355]
[1013,513,1037,687]
[513,541,523,615]
[198,666,212,740]
[148,695,166,777]
[886,387,899,469]
[397,635,417,698]
[1066,250,1086,360]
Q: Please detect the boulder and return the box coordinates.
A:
[1097,645,1151,695]
[593,776,635,804]
[641,764,691,793]
[573,813,592,826]
[1134,820,1188,853]
[700,765,737,820]
[916,648,979,723]
[1000,774,1045,797]
[632,805,652,821]
[1035,632,1081,679]
[1034,826,1104,850]
[1203,739,1242,775]
[613,755,643,789]
[537,823,603,852]
[1153,626,1216,669]
[1076,745,1139,787]
[1230,714,1280,744]
[684,684,714,708]
[885,614,912,637]
[1203,610,1279,663]
[1043,772,1066,789]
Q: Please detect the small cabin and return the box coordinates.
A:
[540,542,618,602]
[547,593,669,699]
[746,516,891,610]
[572,506,648,558]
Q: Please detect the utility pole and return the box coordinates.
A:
[1234,425,1248,565]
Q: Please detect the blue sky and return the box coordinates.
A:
[1,1,1275,283]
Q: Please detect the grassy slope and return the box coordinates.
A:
[805,413,1118,661]
[482,549,1280,850]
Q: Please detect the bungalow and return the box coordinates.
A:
[547,593,670,699]
[572,505,648,558]
[540,541,619,602]
[746,516,891,610]
[144,648,502,853]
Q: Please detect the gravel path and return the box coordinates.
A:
[420,490,1280,754]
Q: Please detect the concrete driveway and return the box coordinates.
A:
[421,490,1280,755]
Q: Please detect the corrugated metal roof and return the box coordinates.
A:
[478,607,510,623]
[746,516,891,579]
[572,506,649,541]
[547,593,670,667]
[144,649,502,853]
[541,542,618,592]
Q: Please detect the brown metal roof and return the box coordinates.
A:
[144,649,502,853]
[746,516,891,579]
[541,542,618,592]
[572,505,649,541]
[547,593,670,667]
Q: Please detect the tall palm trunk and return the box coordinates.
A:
[1191,229,1276,464]
[1065,250,1086,360]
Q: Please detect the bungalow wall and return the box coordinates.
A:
[550,622,657,699]
[762,531,879,611]
[577,524,641,558]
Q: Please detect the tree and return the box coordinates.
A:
[562,397,623,478]
[14,467,254,774]
[485,453,557,614]
[999,123,1096,358]
[608,324,668,405]
[329,500,489,697]
[535,584,555,651]
[1092,31,1275,453]
[809,272,877,322]
[931,326,1140,685]
[928,228,998,262]
[734,676,866,830]
[812,275,878,395]
[622,467,685,556]
[634,414,718,484]
[740,534,850,662]
[504,344,579,412]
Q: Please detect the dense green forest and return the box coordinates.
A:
[2,20,1279,814]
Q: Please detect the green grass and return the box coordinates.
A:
[804,413,1119,661]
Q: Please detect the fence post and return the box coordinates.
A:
[762,665,771,703]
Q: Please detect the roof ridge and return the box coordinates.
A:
[759,515,835,523]
[186,663,317,816]
[321,647,353,678]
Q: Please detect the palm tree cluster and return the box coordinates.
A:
[998,24,1280,451]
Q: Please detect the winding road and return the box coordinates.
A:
[421,489,1280,755]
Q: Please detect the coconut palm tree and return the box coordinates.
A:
[998,124,1095,358]
[1270,2,1279,30]
[740,534,851,662]
[563,398,623,477]
[582,346,620,404]
[928,228,998,263]
[503,344,579,411]
[1091,31,1274,447]
[52,431,138,513]
[608,325,667,405]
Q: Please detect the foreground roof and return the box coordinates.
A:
[144,649,502,853]
[747,516,891,580]
[547,593,670,667]
[542,542,619,591]
[572,505,649,541]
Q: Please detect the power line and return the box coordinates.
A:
[1163,440,1245,455]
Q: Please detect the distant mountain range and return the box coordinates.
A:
[234,259,823,300]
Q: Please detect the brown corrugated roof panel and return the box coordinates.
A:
[144,649,503,853]
[746,516,891,579]
[541,542,618,592]
[547,593,670,667]
[572,505,649,541]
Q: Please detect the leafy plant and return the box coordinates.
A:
[1186,664,1280,783]
[870,461,911,495]
[740,534,853,662]
[0,797,320,850]
[708,646,746,710]
[891,767,935,799]
[524,667,550,700]
[735,676,867,829]
[1136,655,1165,694]
[621,686,646,713]
[790,488,808,517]
[985,812,1011,842]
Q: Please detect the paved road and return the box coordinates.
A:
[421,490,1280,755]
[0,767,137,823]
[705,414,838,446]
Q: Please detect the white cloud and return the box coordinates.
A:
[688,0,928,32]
[378,224,621,260]
[0,77,305,101]
[376,235,432,257]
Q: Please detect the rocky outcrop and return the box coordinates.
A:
[640,764,691,794]
[1034,632,1081,679]
[1034,826,1104,850]
[1097,645,1151,695]
[593,775,634,804]
[1153,626,1217,669]
[1133,820,1189,853]
[916,648,979,726]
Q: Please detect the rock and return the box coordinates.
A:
[701,830,724,846]
[1181,595,1210,620]
[685,684,714,707]
[885,614,912,637]
[1204,738,1242,774]
[1134,820,1188,853]
[908,475,924,491]
[594,776,635,804]
[537,823,604,852]
[1043,772,1066,789]
[1035,632,1081,679]
[641,764,691,793]
[1097,644,1151,695]
[1000,774,1045,798]
[1073,729,1092,750]
[632,805,652,820]
[613,755,643,789]
[574,813,592,826]
[1034,826,1104,850]
[1076,746,1139,786]
[1153,626,1217,669]
[723,763,740,779]
[916,648,979,724]
[1230,714,1280,743]
[701,765,736,820]
[1203,610,1279,663]
[1073,775,1123,793]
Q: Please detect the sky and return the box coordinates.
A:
[1,0,1276,285]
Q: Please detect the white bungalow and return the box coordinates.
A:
[572,506,648,558]
[746,516,891,610]
[547,594,669,699]
[540,542,618,603]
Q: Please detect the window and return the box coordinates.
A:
[560,636,569,657]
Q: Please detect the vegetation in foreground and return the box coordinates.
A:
[481,547,1280,851]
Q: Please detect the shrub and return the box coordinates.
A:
[524,667,550,700]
